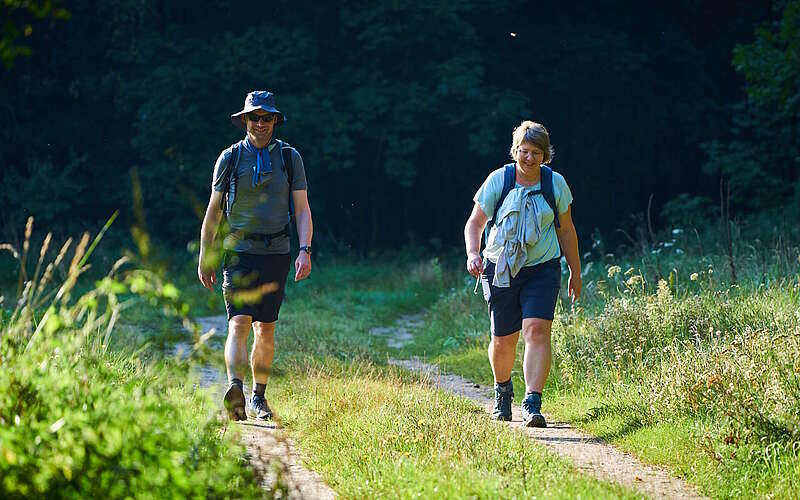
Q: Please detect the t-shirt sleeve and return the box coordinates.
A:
[289,149,308,190]
[473,169,504,220]
[554,171,573,214]
[211,149,230,192]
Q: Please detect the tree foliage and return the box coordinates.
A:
[0,0,776,249]
[0,0,70,68]
[704,0,800,212]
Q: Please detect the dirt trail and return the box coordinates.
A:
[177,316,336,500]
[380,316,707,500]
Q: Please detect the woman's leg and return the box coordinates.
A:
[488,331,520,382]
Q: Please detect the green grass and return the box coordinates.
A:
[189,256,640,498]
[6,217,799,498]
[400,227,800,498]
[269,359,639,499]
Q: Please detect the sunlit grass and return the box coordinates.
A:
[404,229,800,498]
[270,359,640,499]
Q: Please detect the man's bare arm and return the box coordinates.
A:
[198,191,224,289]
[292,189,313,281]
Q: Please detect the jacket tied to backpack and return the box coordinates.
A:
[491,188,544,287]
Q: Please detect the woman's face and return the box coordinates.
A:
[516,142,545,170]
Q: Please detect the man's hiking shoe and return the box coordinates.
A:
[521,392,547,428]
[491,381,513,421]
[223,383,247,421]
[249,394,273,420]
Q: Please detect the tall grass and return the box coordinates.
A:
[408,219,800,497]
[0,218,263,498]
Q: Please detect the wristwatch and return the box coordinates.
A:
[299,245,312,255]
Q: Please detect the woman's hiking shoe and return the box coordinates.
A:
[491,381,513,421]
[249,394,273,420]
[521,392,547,428]
[223,383,247,421]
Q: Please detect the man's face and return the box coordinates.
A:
[245,110,276,142]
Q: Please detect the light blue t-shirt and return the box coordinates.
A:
[474,166,573,267]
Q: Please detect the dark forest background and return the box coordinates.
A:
[1,0,798,253]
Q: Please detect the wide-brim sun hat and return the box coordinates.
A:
[230,90,285,130]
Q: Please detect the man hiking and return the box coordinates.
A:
[198,90,313,421]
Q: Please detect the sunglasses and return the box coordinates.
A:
[246,113,275,123]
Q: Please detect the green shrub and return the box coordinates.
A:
[0,218,263,498]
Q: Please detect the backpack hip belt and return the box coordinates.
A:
[240,225,291,247]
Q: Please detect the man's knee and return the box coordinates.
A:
[253,320,276,334]
[253,321,276,343]
[522,320,551,343]
[228,315,252,337]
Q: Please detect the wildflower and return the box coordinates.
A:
[690,273,699,281]
[657,279,670,298]
[607,265,621,278]
[626,275,643,288]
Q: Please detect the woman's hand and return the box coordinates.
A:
[568,272,582,303]
[466,252,483,278]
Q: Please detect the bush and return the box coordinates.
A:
[0,218,263,498]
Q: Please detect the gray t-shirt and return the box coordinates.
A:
[212,137,308,254]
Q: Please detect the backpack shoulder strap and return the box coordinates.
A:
[279,140,295,217]
[483,163,516,246]
[280,140,294,186]
[540,165,560,229]
[224,142,242,216]
[215,141,242,215]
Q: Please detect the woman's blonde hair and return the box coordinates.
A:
[509,121,555,164]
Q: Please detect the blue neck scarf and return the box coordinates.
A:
[245,137,276,187]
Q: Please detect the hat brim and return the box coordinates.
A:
[230,105,285,130]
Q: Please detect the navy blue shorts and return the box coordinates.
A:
[222,251,291,323]
[480,259,561,337]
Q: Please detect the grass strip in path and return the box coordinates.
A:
[384,313,706,499]
[390,357,705,500]
[269,358,640,499]
[179,259,638,497]
[176,315,336,499]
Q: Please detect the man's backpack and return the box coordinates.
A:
[213,139,296,219]
[483,163,560,247]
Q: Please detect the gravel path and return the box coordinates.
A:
[178,316,336,500]
[380,316,707,500]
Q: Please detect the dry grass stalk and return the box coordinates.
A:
[0,243,19,259]
[28,232,52,302]
[34,238,73,302]
[17,217,34,296]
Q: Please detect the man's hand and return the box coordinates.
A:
[466,252,483,278]
[568,273,582,304]
[198,264,217,289]
[295,251,311,281]
[198,251,217,290]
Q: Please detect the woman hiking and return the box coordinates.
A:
[464,120,581,427]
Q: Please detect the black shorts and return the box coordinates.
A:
[222,251,291,323]
[481,259,561,337]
